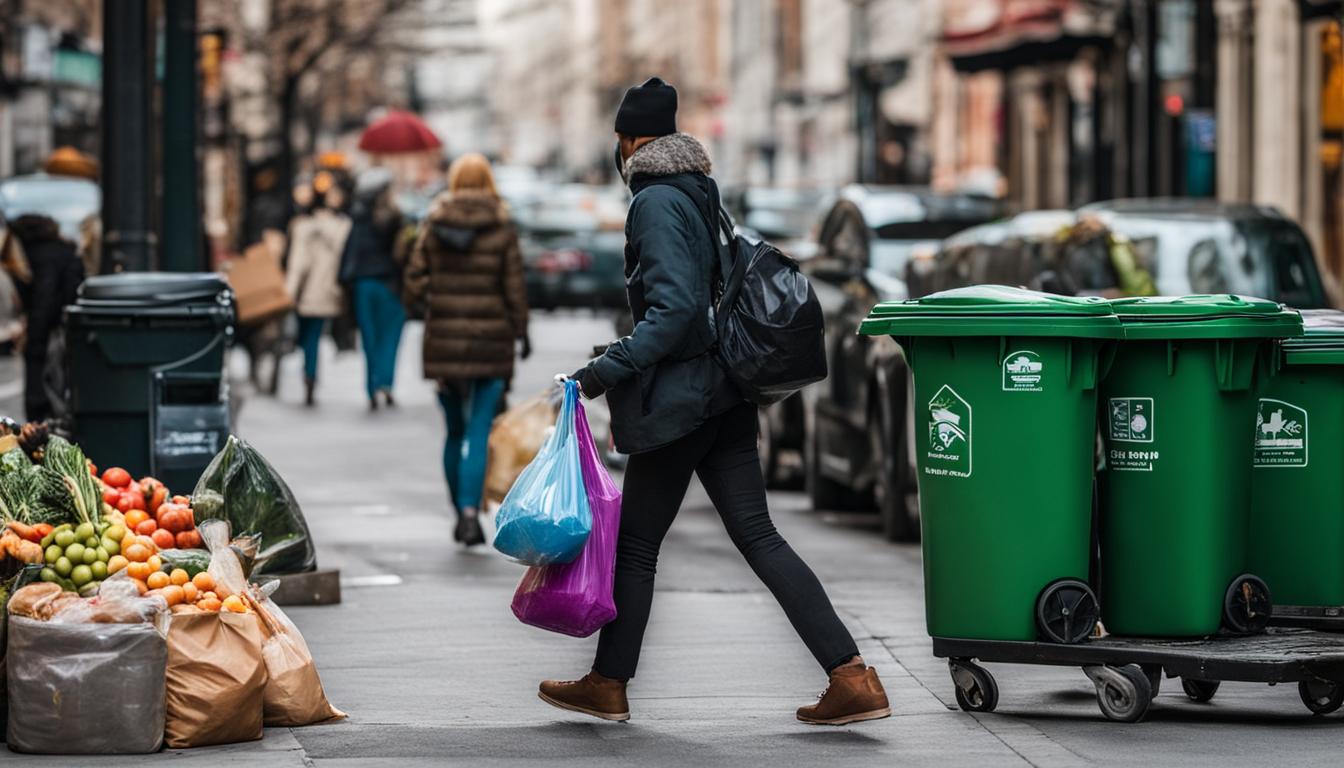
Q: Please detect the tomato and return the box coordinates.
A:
[139,478,169,513]
[134,518,158,536]
[88,461,98,476]
[101,467,132,488]
[151,529,175,550]
[171,495,191,506]
[175,530,202,549]
[33,523,53,539]
[116,492,146,513]
[102,487,120,506]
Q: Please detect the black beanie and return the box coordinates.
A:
[614,77,677,137]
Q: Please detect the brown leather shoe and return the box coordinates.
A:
[796,664,891,725]
[539,671,630,722]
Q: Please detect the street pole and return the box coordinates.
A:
[101,0,156,272]
[161,0,201,272]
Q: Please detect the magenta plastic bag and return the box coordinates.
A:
[510,399,621,637]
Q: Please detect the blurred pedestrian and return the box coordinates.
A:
[340,168,407,410]
[8,214,82,421]
[540,78,889,726]
[285,184,351,406]
[404,153,530,547]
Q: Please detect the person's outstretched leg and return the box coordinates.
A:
[436,386,467,521]
[540,421,710,720]
[696,403,889,725]
[352,279,380,405]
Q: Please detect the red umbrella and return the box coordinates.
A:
[358,110,442,154]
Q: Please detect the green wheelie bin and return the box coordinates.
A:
[860,285,1122,643]
[1249,310,1344,620]
[1099,295,1302,637]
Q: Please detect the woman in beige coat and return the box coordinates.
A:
[285,185,352,405]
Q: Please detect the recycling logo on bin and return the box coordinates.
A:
[1253,398,1307,468]
[1001,350,1044,392]
[926,385,971,478]
[1107,397,1158,471]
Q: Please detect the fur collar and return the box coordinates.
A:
[624,132,712,184]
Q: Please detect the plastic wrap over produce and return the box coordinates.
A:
[6,614,168,754]
[493,380,592,566]
[511,398,621,637]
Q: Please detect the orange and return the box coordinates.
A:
[198,597,222,612]
[126,561,151,580]
[132,578,148,595]
[147,554,162,572]
[146,571,170,590]
[221,595,247,613]
[124,543,150,563]
[123,510,149,530]
[181,582,198,602]
[160,585,185,606]
[169,568,190,586]
[107,555,129,574]
[200,591,217,601]
[191,572,215,592]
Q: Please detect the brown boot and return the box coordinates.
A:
[538,671,630,722]
[796,664,891,725]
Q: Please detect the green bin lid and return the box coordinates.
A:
[1281,309,1344,364]
[859,285,1124,339]
[1108,295,1303,340]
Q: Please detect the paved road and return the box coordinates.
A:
[4,313,1343,766]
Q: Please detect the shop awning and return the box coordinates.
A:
[941,0,1112,72]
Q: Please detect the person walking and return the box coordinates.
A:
[7,214,82,422]
[404,153,530,547]
[341,168,408,410]
[285,183,351,406]
[539,77,889,726]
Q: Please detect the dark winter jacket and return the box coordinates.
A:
[573,132,739,454]
[404,191,528,382]
[9,215,82,361]
[339,189,404,291]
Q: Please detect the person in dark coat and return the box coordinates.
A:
[404,153,529,546]
[539,78,889,727]
[341,168,407,410]
[8,214,82,421]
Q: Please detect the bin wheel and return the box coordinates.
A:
[1299,679,1344,715]
[949,660,999,713]
[1223,574,1272,634]
[1181,678,1220,703]
[1142,665,1163,701]
[1035,579,1100,644]
[1086,664,1151,723]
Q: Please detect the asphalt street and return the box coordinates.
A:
[2,313,1343,766]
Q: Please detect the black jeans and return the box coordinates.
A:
[593,402,859,680]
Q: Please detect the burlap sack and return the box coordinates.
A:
[484,390,561,506]
[164,610,267,749]
[255,598,345,726]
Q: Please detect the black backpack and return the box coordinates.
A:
[649,177,828,405]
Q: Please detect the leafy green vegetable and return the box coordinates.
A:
[0,448,31,475]
[0,465,65,525]
[39,437,101,533]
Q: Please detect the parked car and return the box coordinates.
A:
[516,184,629,311]
[724,186,831,263]
[913,201,1330,309]
[0,173,100,241]
[799,187,1005,541]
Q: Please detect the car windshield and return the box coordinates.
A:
[871,220,994,276]
[0,177,100,239]
[1100,214,1327,307]
[741,189,825,240]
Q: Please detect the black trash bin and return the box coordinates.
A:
[65,273,234,491]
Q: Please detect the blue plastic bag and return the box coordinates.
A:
[493,380,592,565]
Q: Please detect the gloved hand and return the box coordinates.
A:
[518,335,533,360]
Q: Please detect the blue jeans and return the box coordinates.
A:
[353,278,406,399]
[437,378,505,514]
[297,316,326,381]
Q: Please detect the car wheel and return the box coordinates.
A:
[805,417,851,511]
[873,380,920,542]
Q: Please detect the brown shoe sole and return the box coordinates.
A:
[797,706,892,726]
[538,691,631,722]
